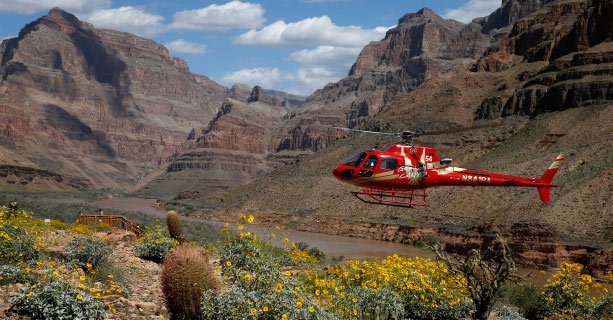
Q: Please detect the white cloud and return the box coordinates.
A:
[443,0,501,23]
[228,15,392,95]
[171,1,264,31]
[220,46,362,95]
[286,67,340,95]
[1,35,15,41]
[220,67,282,89]
[290,46,360,71]
[289,46,361,93]
[165,39,207,54]
[234,16,389,48]
[80,6,165,37]
[0,0,110,15]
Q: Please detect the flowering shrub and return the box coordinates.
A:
[0,207,42,264]
[134,224,178,262]
[204,217,333,319]
[9,279,105,319]
[289,246,321,267]
[305,255,473,320]
[539,262,611,319]
[65,236,112,269]
[202,283,333,319]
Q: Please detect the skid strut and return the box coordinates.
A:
[351,188,427,207]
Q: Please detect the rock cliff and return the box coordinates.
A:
[142,87,290,195]
[475,0,612,118]
[0,8,229,188]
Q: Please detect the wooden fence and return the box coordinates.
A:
[76,214,144,237]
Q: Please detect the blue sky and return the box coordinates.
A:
[0,0,501,95]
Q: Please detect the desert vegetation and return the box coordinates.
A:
[1,205,611,319]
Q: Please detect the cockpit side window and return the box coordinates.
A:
[364,155,378,168]
[343,152,367,167]
[380,157,398,170]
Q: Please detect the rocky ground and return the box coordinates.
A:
[0,229,202,320]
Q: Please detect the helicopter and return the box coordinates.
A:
[332,127,565,207]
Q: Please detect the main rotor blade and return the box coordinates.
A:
[332,127,400,136]
[423,122,503,136]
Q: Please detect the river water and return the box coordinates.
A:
[97,197,559,285]
[98,197,434,260]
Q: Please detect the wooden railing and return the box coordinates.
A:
[76,214,144,237]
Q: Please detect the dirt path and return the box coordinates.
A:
[104,234,167,320]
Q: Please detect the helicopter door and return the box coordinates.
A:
[359,155,378,177]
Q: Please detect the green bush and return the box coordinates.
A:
[9,279,105,319]
[166,211,186,243]
[0,264,34,285]
[201,282,334,320]
[161,246,217,320]
[65,236,112,269]
[497,305,527,320]
[91,260,129,289]
[134,224,178,262]
[505,284,543,319]
[330,286,405,320]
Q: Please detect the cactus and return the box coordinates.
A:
[161,246,218,320]
[166,211,186,243]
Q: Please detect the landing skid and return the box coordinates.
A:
[351,188,427,208]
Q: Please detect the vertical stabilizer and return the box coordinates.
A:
[537,154,565,202]
[541,154,565,183]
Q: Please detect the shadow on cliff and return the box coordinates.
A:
[71,32,133,118]
[45,104,116,157]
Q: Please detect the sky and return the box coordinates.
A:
[0,0,501,96]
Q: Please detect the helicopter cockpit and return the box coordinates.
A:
[343,152,367,167]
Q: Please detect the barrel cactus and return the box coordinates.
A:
[160,246,218,320]
[166,211,186,243]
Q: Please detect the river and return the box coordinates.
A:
[98,197,558,284]
[98,197,434,260]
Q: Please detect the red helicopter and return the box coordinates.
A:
[332,128,565,207]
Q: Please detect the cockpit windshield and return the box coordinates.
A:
[343,152,367,167]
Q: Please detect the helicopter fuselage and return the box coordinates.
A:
[333,144,564,206]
